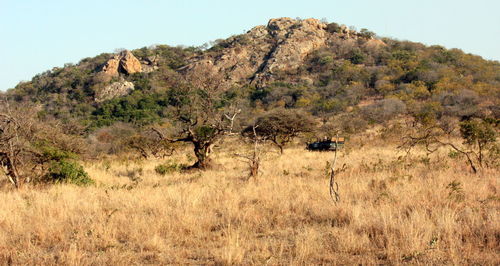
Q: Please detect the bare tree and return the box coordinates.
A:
[0,111,25,188]
[224,108,241,135]
[0,101,85,188]
[0,105,43,187]
[235,125,266,178]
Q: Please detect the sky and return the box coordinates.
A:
[0,0,499,91]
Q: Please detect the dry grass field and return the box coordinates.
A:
[0,136,498,265]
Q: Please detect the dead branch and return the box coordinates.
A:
[329,134,341,203]
[236,125,265,179]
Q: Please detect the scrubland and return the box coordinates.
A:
[0,136,498,265]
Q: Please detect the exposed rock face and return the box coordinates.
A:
[101,50,142,77]
[101,57,120,77]
[363,39,387,50]
[182,17,368,89]
[119,50,142,74]
[95,81,135,102]
[98,18,383,92]
[251,18,328,87]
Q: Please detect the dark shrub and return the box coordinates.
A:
[326,22,341,33]
[48,160,94,186]
[359,28,375,39]
[155,161,187,175]
[348,49,366,64]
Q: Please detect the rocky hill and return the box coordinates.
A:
[182,18,387,89]
[5,17,500,131]
[184,18,334,88]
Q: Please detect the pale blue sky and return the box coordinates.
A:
[1,0,499,91]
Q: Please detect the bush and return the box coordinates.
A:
[331,112,369,134]
[326,22,341,33]
[89,122,137,156]
[359,28,375,39]
[459,118,497,147]
[155,161,187,175]
[411,101,443,125]
[48,160,94,186]
[91,91,169,128]
[348,49,366,64]
[39,145,77,161]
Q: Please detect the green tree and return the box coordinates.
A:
[459,118,498,167]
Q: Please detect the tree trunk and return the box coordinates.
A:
[192,141,213,169]
[277,144,284,154]
[477,141,484,167]
[271,139,284,154]
[249,160,259,177]
[1,154,20,188]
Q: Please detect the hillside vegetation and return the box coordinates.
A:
[6,18,499,130]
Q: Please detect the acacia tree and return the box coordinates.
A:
[153,69,232,169]
[243,109,316,154]
[400,116,498,173]
[126,129,175,159]
[459,118,498,168]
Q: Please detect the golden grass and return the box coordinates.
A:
[0,138,498,265]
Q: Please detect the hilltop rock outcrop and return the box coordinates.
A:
[182,17,374,89]
[251,18,328,87]
[101,50,142,77]
[98,18,384,92]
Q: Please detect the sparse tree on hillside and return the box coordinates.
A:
[359,28,375,39]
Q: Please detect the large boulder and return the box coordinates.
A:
[101,50,142,77]
[119,50,142,74]
[101,56,120,77]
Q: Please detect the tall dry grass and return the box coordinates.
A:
[0,137,498,265]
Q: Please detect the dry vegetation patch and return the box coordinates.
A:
[0,142,498,265]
